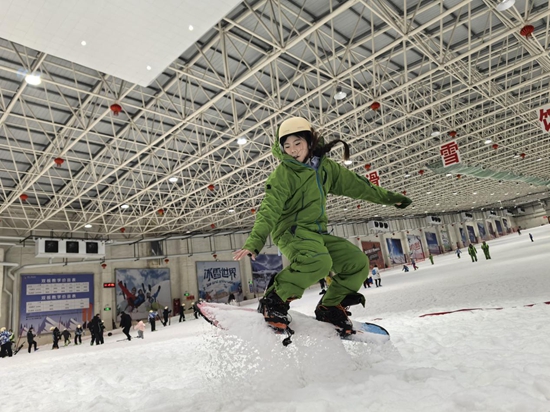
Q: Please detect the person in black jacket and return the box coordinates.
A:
[162,306,171,327]
[179,303,186,322]
[61,328,72,346]
[89,314,103,345]
[120,311,132,341]
[51,327,61,350]
[27,327,38,353]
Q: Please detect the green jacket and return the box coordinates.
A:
[243,133,411,254]
[468,245,477,255]
[481,243,489,252]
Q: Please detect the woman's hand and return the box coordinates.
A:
[233,249,256,261]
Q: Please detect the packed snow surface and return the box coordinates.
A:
[2,226,550,412]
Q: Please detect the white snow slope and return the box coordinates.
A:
[2,226,550,412]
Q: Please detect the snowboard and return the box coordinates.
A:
[197,301,390,346]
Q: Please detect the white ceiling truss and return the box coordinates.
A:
[0,0,549,240]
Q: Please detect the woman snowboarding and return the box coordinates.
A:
[232,116,411,337]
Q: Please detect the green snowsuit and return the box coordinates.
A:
[243,133,412,306]
[468,244,478,262]
[481,242,491,259]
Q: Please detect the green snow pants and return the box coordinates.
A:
[269,228,370,306]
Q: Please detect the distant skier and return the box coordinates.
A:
[61,328,72,346]
[481,241,491,260]
[411,258,418,270]
[402,265,409,272]
[192,302,200,319]
[50,327,61,350]
[148,310,158,331]
[319,278,327,295]
[529,233,534,242]
[134,320,145,339]
[120,311,132,341]
[468,244,478,262]
[74,325,83,345]
[455,248,462,259]
[162,306,171,326]
[27,327,38,353]
[372,265,382,287]
[179,303,186,322]
[363,271,373,288]
[0,327,12,357]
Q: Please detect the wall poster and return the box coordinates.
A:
[115,268,171,321]
[19,273,94,336]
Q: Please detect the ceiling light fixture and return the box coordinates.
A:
[496,0,515,12]
[146,65,152,71]
[168,177,178,183]
[334,86,347,101]
[81,40,87,46]
[121,204,130,209]
[344,160,353,165]
[25,74,41,86]
[189,25,194,31]
[484,139,492,144]
[405,171,411,177]
[446,173,452,177]
[237,137,247,145]
[84,224,92,228]
[430,130,441,137]
[228,209,235,213]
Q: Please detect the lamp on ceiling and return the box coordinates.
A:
[496,0,515,11]
[334,86,347,101]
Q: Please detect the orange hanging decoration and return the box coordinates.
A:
[54,157,64,167]
[520,25,534,37]
[364,164,371,171]
[456,174,462,179]
[110,103,122,116]
[357,204,361,209]
[448,131,457,137]
[210,223,216,229]
[20,194,28,201]
[120,228,126,233]
[164,258,169,264]
[370,102,380,111]
[492,144,499,150]
[207,184,215,191]
[520,153,526,159]
[212,254,217,259]
[418,170,425,176]
[251,208,256,214]
[402,190,407,195]
[158,209,164,216]
[101,263,107,269]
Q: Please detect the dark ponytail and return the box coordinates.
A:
[310,128,350,160]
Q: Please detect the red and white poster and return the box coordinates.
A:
[440,141,461,167]
[366,170,380,186]
[407,235,425,260]
[539,105,550,133]
[361,241,385,268]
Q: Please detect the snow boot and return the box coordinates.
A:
[315,299,355,336]
[257,290,292,333]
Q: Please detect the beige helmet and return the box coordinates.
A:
[0,327,5,332]
[165,306,168,309]
[49,327,55,331]
[278,117,311,142]
[149,310,153,313]
[78,325,81,328]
